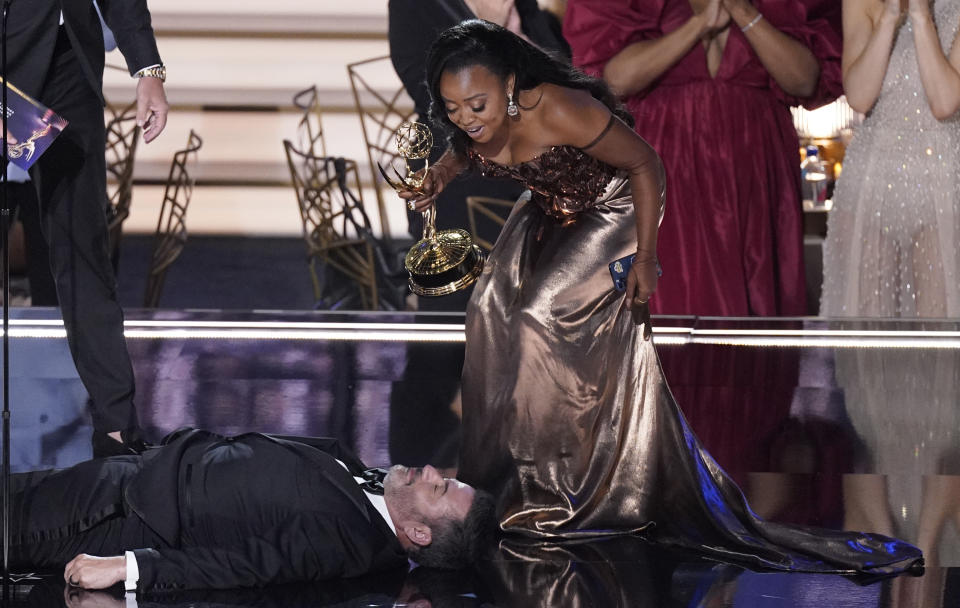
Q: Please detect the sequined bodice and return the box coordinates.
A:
[469,146,622,221]
[869,0,960,129]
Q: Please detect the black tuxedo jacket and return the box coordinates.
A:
[4,0,161,101]
[122,429,406,592]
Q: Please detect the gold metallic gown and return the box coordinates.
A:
[458,146,922,575]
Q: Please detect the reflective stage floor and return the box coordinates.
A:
[2,310,958,607]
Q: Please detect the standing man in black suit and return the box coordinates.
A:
[3,0,169,456]
[8,429,496,592]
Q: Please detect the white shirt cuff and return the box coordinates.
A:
[124,551,140,592]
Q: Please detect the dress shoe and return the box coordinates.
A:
[92,428,152,458]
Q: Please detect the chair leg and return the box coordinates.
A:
[308,257,324,303]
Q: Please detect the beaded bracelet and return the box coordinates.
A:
[741,13,764,33]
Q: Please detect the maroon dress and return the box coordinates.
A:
[564,0,842,316]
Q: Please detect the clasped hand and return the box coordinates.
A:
[396,166,452,212]
[884,0,931,18]
[694,0,759,36]
[466,0,522,35]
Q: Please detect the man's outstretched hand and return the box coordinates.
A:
[136,76,169,143]
[64,554,126,590]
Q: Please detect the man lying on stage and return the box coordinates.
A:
[8,428,496,593]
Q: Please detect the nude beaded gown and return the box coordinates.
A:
[821,0,960,318]
[820,1,960,566]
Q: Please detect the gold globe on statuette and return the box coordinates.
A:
[378,122,484,297]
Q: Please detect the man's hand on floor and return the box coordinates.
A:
[64,554,126,590]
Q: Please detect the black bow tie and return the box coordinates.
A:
[359,467,387,495]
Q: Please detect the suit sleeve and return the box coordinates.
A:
[132,512,398,592]
[98,0,163,75]
[516,0,571,60]
[388,0,436,120]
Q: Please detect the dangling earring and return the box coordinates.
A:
[506,94,519,117]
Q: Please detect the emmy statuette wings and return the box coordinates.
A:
[378,122,485,297]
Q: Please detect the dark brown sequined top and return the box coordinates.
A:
[468,146,623,222]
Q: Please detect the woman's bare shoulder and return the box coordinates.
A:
[537,85,612,146]
[535,83,599,110]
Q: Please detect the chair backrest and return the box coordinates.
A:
[466,196,514,252]
[283,140,380,309]
[104,99,140,267]
[143,130,202,308]
[292,84,327,158]
[346,55,416,240]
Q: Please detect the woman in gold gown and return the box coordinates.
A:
[402,19,922,575]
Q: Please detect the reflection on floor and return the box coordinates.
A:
[4,310,959,607]
[8,539,956,607]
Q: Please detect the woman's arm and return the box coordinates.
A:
[723,0,821,98]
[910,0,960,119]
[840,0,901,113]
[602,0,726,96]
[546,90,664,307]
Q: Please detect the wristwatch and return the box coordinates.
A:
[134,65,166,82]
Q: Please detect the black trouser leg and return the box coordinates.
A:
[12,510,159,569]
[9,181,59,306]
[7,458,163,568]
[30,30,137,433]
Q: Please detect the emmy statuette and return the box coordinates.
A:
[378,122,484,297]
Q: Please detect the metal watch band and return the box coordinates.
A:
[134,65,166,82]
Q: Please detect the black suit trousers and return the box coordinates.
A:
[29,29,137,433]
[14,507,157,570]
[8,458,162,569]
[8,181,58,306]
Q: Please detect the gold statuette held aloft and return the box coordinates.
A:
[378,122,484,297]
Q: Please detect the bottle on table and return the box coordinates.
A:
[800,145,828,209]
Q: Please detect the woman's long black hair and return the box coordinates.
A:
[425,19,632,157]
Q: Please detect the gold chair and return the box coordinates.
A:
[292,84,327,158]
[346,56,417,240]
[284,140,408,311]
[466,196,514,252]
[104,99,140,269]
[143,130,202,308]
